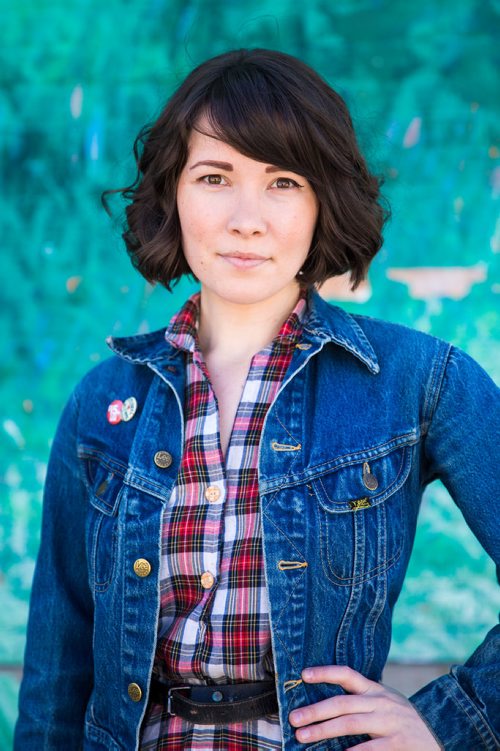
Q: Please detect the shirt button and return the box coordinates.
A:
[205,486,221,503]
[128,682,143,702]
[201,571,215,589]
[133,558,152,578]
[154,451,173,469]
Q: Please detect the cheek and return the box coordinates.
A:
[281,208,317,248]
[179,201,218,244]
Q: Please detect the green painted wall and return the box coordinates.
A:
[1,0,499,743]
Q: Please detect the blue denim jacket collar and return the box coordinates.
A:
[107,288,380,375]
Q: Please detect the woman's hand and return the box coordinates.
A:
[288,665,442,750]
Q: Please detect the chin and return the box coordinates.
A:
[206,279,300,307]
[220,289,274,306]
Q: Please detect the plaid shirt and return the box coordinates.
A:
[140,291,307,750]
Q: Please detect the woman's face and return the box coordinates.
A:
[176,120,319,308]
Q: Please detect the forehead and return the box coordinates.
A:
[187,122,230,156]
[186,122,272,169]
[187,116,237,156]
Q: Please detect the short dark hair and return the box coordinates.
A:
[102,48,390,290]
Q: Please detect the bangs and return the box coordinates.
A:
[192,65,318,181]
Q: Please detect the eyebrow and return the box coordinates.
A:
[189,160,282,173]
[190,160,232,171]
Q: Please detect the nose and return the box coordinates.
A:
[226,189,267,237]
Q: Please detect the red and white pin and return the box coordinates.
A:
[106,396,138,425]
[107,400,124,425]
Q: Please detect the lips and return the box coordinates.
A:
[218,252,269,269]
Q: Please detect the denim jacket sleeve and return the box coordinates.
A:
[410,345,500,750]
[14,388,94,750]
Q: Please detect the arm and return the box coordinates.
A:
[289,346,499,749]
[409,345,500,750]
[14,388,94,750]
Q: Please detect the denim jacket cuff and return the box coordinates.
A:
[410,672,498,751]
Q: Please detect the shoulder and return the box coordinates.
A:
[348,311,498,407]
[315,298,494,397]
[72,354,155,414]
[351,311,450,355]
[73,326,175,398]
[310,291,453,377]
[351,311,496,378]
[308,289,452,367]
[81,352,152,385]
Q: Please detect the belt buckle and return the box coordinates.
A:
[167,685,190,716]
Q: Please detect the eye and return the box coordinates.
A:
[200,174,227,185]
[271,177,302,189]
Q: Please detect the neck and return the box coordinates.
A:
[197,285,304,362]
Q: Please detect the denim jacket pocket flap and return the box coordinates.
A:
[313,443,412,514]
[79,448,126,516]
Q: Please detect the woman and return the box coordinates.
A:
[15,49,499,751]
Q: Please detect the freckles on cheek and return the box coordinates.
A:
[183,215,208,242]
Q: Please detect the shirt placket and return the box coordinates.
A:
[191,350,226,603]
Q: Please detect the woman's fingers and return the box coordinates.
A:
[289,693,376,727]
[291,711,386,744]
[301,665,381,695]
[288,666,442,749]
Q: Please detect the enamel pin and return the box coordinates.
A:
[121,396,138,422]
[107,399,124,425]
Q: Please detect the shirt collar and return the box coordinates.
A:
[164,289,308,354]
[107,287,379,374]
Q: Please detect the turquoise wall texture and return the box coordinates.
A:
[1,0,499,744]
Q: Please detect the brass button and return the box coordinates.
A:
[295,343,312,350]
[133,558,151,578]
[128,682,142,702]
[154,451,173,469]
[205,485,221,503]
[201,571,215,589]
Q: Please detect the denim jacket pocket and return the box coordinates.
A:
[311,442,413,586]
[80,449,127,593]
[84,717,123,750]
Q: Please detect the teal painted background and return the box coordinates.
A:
[1,0,499,744]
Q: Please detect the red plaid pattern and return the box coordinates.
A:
[140,291,307,750]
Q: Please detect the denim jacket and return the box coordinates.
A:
[15,290,499,751]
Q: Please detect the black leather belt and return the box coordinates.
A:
[150,678,278,724]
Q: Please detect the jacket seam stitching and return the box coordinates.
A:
[448,676,498,747]
[423,343,452,430]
